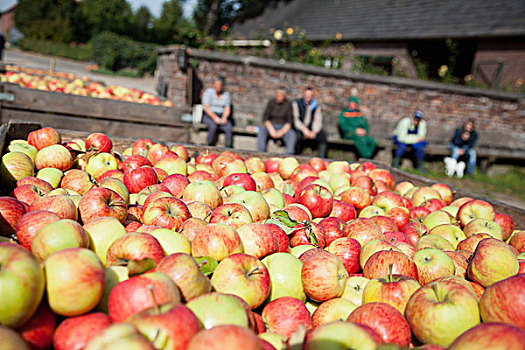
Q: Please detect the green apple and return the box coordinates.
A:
[412,248,456,285]
[311,298,357,328]
[97,265,129,313]
[358,205,385,218]
[341,276,370,306]
[463,218,503,240]
[428,224,466,249]
[304,320,377,350]
[290,245,316,258]
[36,167,63,188]
[415,234,455,251]
[0,325,30,350]
[263,252,306,302]
[150,228,191,255]
[258,332,286,350]
[85,323,154,350]
[423,210,455,230]
[441,206,459,218]
[85,152,118,179]
[0,243,45,327]
[186,292,249,329]
[228,191,270,222]
[83,217,127,265]
[7,142,38,163]
[31,219,90,261]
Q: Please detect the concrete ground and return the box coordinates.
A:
[2,48,157,94]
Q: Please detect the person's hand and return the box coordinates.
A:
[220,116,228,125]
[355,128,366,136]
[269,129,278,139]
[458,149,465,156]
[212,115,221,124]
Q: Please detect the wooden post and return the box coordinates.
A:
[50,59,55,73]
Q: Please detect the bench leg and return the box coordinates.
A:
[480,157,494,174]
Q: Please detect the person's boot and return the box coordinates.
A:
[392,157,400,168]
[415,159,427,174]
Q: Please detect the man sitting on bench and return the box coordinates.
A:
[392,111,427,171]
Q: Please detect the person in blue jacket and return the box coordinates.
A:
[449,120,478,176]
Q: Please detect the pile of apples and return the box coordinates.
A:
[1,126,524,350]
[0,66,173,106]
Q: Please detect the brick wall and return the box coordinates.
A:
[157,46,525,148]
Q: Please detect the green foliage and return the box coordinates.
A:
[152,0,184,44]
[130,6,154,43]
[14,0,79,43]
[91,32,158,75]
[16,38,93,61]
[81,0,133,38]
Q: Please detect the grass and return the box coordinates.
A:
[404,164,525,207]
[89,68,142,78]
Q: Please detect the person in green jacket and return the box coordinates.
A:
[338,96,377,159]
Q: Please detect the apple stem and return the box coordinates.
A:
[246,266,261,277]
[198,259,208,268]
[148,284,160,313]
[388,263,394,282]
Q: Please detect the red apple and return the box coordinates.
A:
[318,217,346,246]
[28,127,61,150]
[289,221,326,249]
[298,184,333,219]
[448,322,525,350]
[327,237,361,274]
[142,197,190,231]
[343,218,384,246]
[301,251,348,302]
[191,223,244,261]
[85,133,112,153]
[17,302,55,350]
[123,166,159,194]
[106,232,165,268]
[79,187,127,224]
[16,210,60,251]
[34,145,74,172]
[262,296,312,339]
[363,250,418,280]
[161,174,190,198]
[53,312,111,350]
[223,173,257,191]
[0,196,28,236]
[494,212,515,241]
[121,155,152,173]
[187,324,263,350]
[132,138,154,156]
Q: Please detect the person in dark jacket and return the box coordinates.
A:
[0,33,5,61]
[257,87,297,155]
[447,120,478,176]
[292,87,327,158]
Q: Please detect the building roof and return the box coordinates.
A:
[232,0,525,41]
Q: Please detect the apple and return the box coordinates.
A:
[290,164,318,183]
[311,298,357,328]
[386,207,410,230]
[45,248,105,316]
[16,176,53,191]
[318,217,345,246]
[412,248,456,285]
[146,143,171,165]
[142,197,190,231]
[83,216,127,265]
[352,176,376,196]
[328,200,356,223]
[343,218,384,246]
[266,223,289,252]
[121,154,152,173]
[28,127,61,150]
[106,232,165,269]
[124,166,159,194]
[223,173,256,191]
[415,234,454,251]
[347,302,411,347]
[494,212,515,241]
[79,187,127,224]
[264,157,282,173]
[228,191,270,222]
[16,302,55,350]
[278,157,299,180]
[210,203,253,229]
[108,272,181,322]
[358,205,385,218]
[298,184,333,219]
[463,218,503,239]
[457,199,495,227]
[31,219,89,261]
[187,324,263,350]
[405,280,480,347]
[186,292,250,329]
[411,187,442,207]
[84,323,154,350]
[29,195,77,220]
[85,132,113,152]
[303,320,377,350]
[0,196,28,236]
[13,184,48,206]
[428,224,466,249]
[34,144,74,172]
[509,231,525,253]
[467,238,519,287]
[444,250,469,278]
[16,210,60,251]
[236,223,279,258]
[161,173,190,198]
[362,267,421,314]
[211,253,270,309]
[363,250,418,280]
[327,237,361,274]
[289,221,326,248]
[383,230,410,245]
[262,296,312,339]
[262,252,306,302]
[149,228,191,255]
[340,276,369,306]
[183,180,223,210]
[448,322,525,350]
[302,251,348,302]
[0,325,31,350]
[0,151,34,188]
[179,217,207,242]
[155,253,212,301]
[359,239,400,269]
[456,232,492,252]
[155,153,187,176]
[132,138,154,156]
[0,242,45,327]
[36,167,63,188]
[53,312,111,350]
[422,210,455,230]
[479,273,525,329]
[191,223,244,261]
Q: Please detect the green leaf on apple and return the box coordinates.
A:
[195,256,218,276]
[272,210,299,228]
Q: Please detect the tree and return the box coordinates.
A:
[131,6,154,42]
[14,0,78,42]
[152,0,185,44]
[193,0,284,36]
[80,0,133,38]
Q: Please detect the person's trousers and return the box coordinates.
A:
[257,124,297,155]
[352,135,377,159]
[297,129,328,158]
[393,137,427,160]
[202,113,233,147]
[449,144,476,175]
